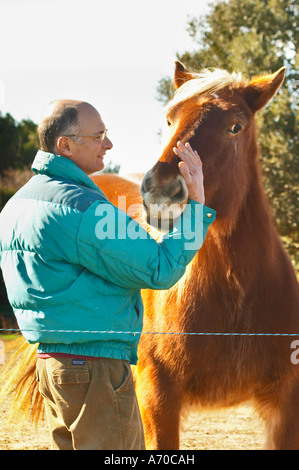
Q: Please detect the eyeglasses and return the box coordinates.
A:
[65,129,108,142]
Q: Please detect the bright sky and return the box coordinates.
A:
[0,0,210,175]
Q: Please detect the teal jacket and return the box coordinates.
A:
[0,151,216,363]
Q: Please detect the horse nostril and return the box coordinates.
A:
[168,180,185,201]
[141,173,153,194]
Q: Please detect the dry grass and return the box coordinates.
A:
[0,166,33,191]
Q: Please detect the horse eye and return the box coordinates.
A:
[167,120,171,127]
[228,123,242,134]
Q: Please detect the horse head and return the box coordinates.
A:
[141,61,285,232]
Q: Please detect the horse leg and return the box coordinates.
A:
[256,377,299,450]
[135,363,182,450]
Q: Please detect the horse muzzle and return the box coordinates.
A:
[141,168,188,232]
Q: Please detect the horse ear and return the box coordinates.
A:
[242,67,286,113]
[174,61,197,89]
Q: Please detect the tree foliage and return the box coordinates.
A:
[0,112,39,174]
[101,161,121,174]
[157,0,298,270]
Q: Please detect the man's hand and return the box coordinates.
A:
[173,141,205,205]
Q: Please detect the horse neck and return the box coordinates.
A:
[200,170,280,291]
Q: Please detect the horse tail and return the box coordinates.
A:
[0,336,44,426]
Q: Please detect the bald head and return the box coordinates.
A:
[38,99,99,153]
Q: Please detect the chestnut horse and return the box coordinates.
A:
[1,62,299,450]
[135,62,299,450]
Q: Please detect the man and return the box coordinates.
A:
[0,100,216,450]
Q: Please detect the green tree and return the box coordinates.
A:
[0,113,20,172]
[157,0,299,270]
[17,119,40,168]
[0,112,39,174]
[101,161,120,174]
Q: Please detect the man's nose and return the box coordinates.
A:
[104,137,113,149]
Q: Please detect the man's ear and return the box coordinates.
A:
[56,136,72,157]
[241,67,286,113]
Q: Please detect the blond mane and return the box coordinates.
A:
[167,68,246,110]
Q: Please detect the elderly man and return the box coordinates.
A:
[0,100,216,450]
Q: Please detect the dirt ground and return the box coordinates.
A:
[0,401,264,451]
[0,339,264,450]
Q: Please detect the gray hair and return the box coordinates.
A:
[38,102,82,153]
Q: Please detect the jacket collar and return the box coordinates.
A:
[32,150,107,199]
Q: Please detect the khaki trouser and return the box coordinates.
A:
[36,356,145,450]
